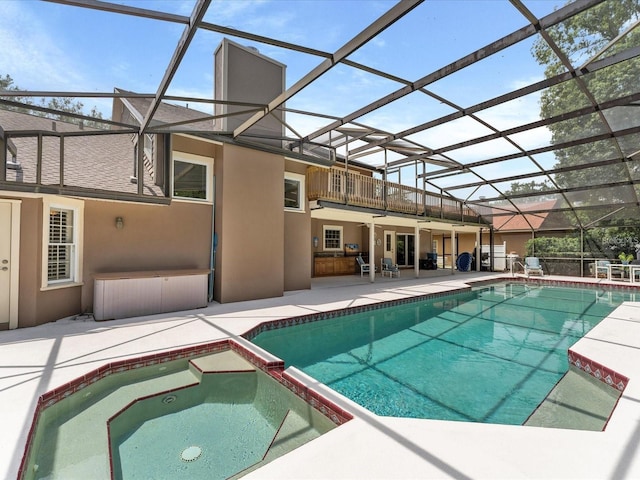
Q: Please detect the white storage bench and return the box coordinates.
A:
[93,269,209,321]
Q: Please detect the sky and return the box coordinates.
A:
[0,0,569,190]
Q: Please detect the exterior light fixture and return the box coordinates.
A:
[115,217,124,229]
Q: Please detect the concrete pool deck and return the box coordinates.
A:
[3,271,640,479]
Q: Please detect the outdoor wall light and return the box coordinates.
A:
[115,216,124,229]
[313,236,319,248]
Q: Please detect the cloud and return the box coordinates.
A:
[0,3,84,89]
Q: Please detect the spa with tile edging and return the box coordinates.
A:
[18,339,352,480]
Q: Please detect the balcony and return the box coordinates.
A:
[306,167,481,224]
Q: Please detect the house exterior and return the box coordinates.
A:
[480,199,563,256]
[0,40,488,330]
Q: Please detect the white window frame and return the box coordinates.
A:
[322,225,343,252]
[171,151,213,203]
[284,172,305,213]
[41,196,84,290]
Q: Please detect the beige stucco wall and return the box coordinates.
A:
[9,193,213,328]
[82,199,212,311]
[23,197,83,326]
[284,161,311,291]
[457,233,477,256]
[483,231,532,256]
[311,219,363,250]
[215,144,284,303]
[10,197,83,328]
[172,135,218,159]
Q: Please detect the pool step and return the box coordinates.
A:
[188,350,255,381]
[525,367,621,431]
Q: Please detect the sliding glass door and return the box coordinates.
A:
[396,234,415,267]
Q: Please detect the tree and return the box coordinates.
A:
[531,0,640,213]
[501,180,553,198]
[532,0,640,236]
[0,74,104,126]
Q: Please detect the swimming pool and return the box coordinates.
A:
[250,283,629,425]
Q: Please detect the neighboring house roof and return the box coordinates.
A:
[491,199,559,231]
[0,109,163,197]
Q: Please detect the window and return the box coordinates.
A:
[323,225,343,251]
[6,139,20,170]
[48,208,74,282]
[42,196,83,289]
[172,152,213,202]
[284,172,305,212]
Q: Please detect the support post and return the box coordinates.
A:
[415,225,420,278]
[451,228,456,275]
[369,220,376,283]
[476,229,481,272]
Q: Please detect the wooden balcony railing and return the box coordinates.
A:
[307,167,480,223]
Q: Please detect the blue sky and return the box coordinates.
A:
[0,0,567,183]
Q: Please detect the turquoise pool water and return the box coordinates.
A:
[110,371,316,480]
[252,283,628,425]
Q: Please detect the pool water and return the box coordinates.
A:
[252,283,628,425]
[117,401,276,479]
[110,371,314,480]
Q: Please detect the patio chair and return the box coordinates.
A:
[524,257,544,277]
[356,255,376,277]
[594,259,611,278]
[381,257,400,278]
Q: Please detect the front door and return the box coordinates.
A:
[0,200,20,329]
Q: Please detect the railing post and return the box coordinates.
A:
[0,127,6,182]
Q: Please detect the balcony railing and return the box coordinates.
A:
[307,167,481,223]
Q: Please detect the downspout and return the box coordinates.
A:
[414,224,420,278]
[369,220,376,283]
[208,177,216,303]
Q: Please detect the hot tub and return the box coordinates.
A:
[20,340,348,479]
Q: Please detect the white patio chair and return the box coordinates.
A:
[524,257,544,277]
[356,255,376,277]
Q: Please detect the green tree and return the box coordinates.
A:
[501,180,553,198]
[531,0,640,212]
